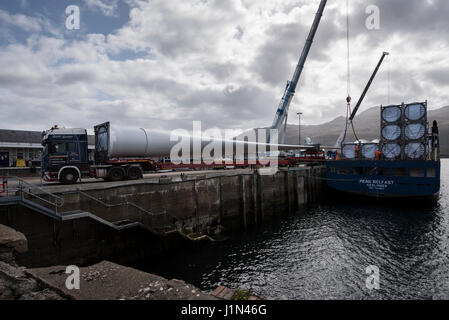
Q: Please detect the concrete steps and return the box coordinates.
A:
[1,195,165,237]
[2,195,221,246]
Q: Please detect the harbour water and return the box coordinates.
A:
[144,159,449,300]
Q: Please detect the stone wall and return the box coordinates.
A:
[54,167,326,233]
[0,167,326,268]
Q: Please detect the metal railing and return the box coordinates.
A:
[0,175,64,215]
[0,176,224,241]
[64,189,172,235]
[68,188,165,218]
[57,189,167,222]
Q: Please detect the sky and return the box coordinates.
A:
[0,0,448,134]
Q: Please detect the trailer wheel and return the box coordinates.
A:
[108,167,125,182]
[60,169,79,185]
[127,167,142,180]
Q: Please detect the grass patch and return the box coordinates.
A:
[232,289,252,301]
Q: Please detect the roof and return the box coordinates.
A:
[46,128,87,136]
[0,129,43,144]
[43,128,87,141]
[0,129,95,145]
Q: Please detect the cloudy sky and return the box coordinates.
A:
[0,0,448,134]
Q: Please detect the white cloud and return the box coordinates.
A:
[0,9,58,36]
[0,0,449,133]
[0,9,42,32]
[85,0,119,17]
[19,0,29,9]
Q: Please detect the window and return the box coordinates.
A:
[392,168,407,177]
[50,142,78,154]
[337,167,349,175]
[379,168,391,177]
[427,168,436,178]
[367,167,377,176]
[51,143,67,154]
[410,168,425,178]
[97,127,108,151]
[67,143,77,153]
[352,167,363,175]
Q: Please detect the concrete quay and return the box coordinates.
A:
[0,166,326,272]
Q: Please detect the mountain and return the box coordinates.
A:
[283,106,449,157]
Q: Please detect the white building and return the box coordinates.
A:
[0,129,95,167]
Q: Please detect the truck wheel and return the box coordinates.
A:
[127,167,142,180]
[60,169,79,185]
[108,167,125,182]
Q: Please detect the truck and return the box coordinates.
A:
[42,122,159,184]
[41,122,306,184]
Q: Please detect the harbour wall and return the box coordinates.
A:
[0,167,326,268]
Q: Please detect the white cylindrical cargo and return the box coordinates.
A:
[382,106,402,123]
[404,123,426,140]
[102,125,300,159]
[382,125,401,141]
[109,128,189,158]
[361,143,377,160]
[405,103,426,121]
[382,143,401,159]
[342,144,358,159]
[405,142,426,159]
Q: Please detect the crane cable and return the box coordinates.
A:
[343,0,351,144]
[346,0,351,100]
[343,0,359,144]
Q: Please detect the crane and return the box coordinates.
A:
[333,51,390,149]
[269,0,327,144]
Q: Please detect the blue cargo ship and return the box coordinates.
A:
[326,102,441,199]
[326,160,441,198]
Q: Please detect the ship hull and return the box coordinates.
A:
[326,160,441,199]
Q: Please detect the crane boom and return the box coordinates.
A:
[349,51,389,121]
[333,51,390,149]
[269,0,327,144]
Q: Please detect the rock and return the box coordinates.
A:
[0,225,64,300]
[19,289,64,300]
[0,225,28,254]
[0,288,14,300]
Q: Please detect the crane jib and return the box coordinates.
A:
[333,51,389,149]
[350,51,389,121]
[269,0,327,143]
